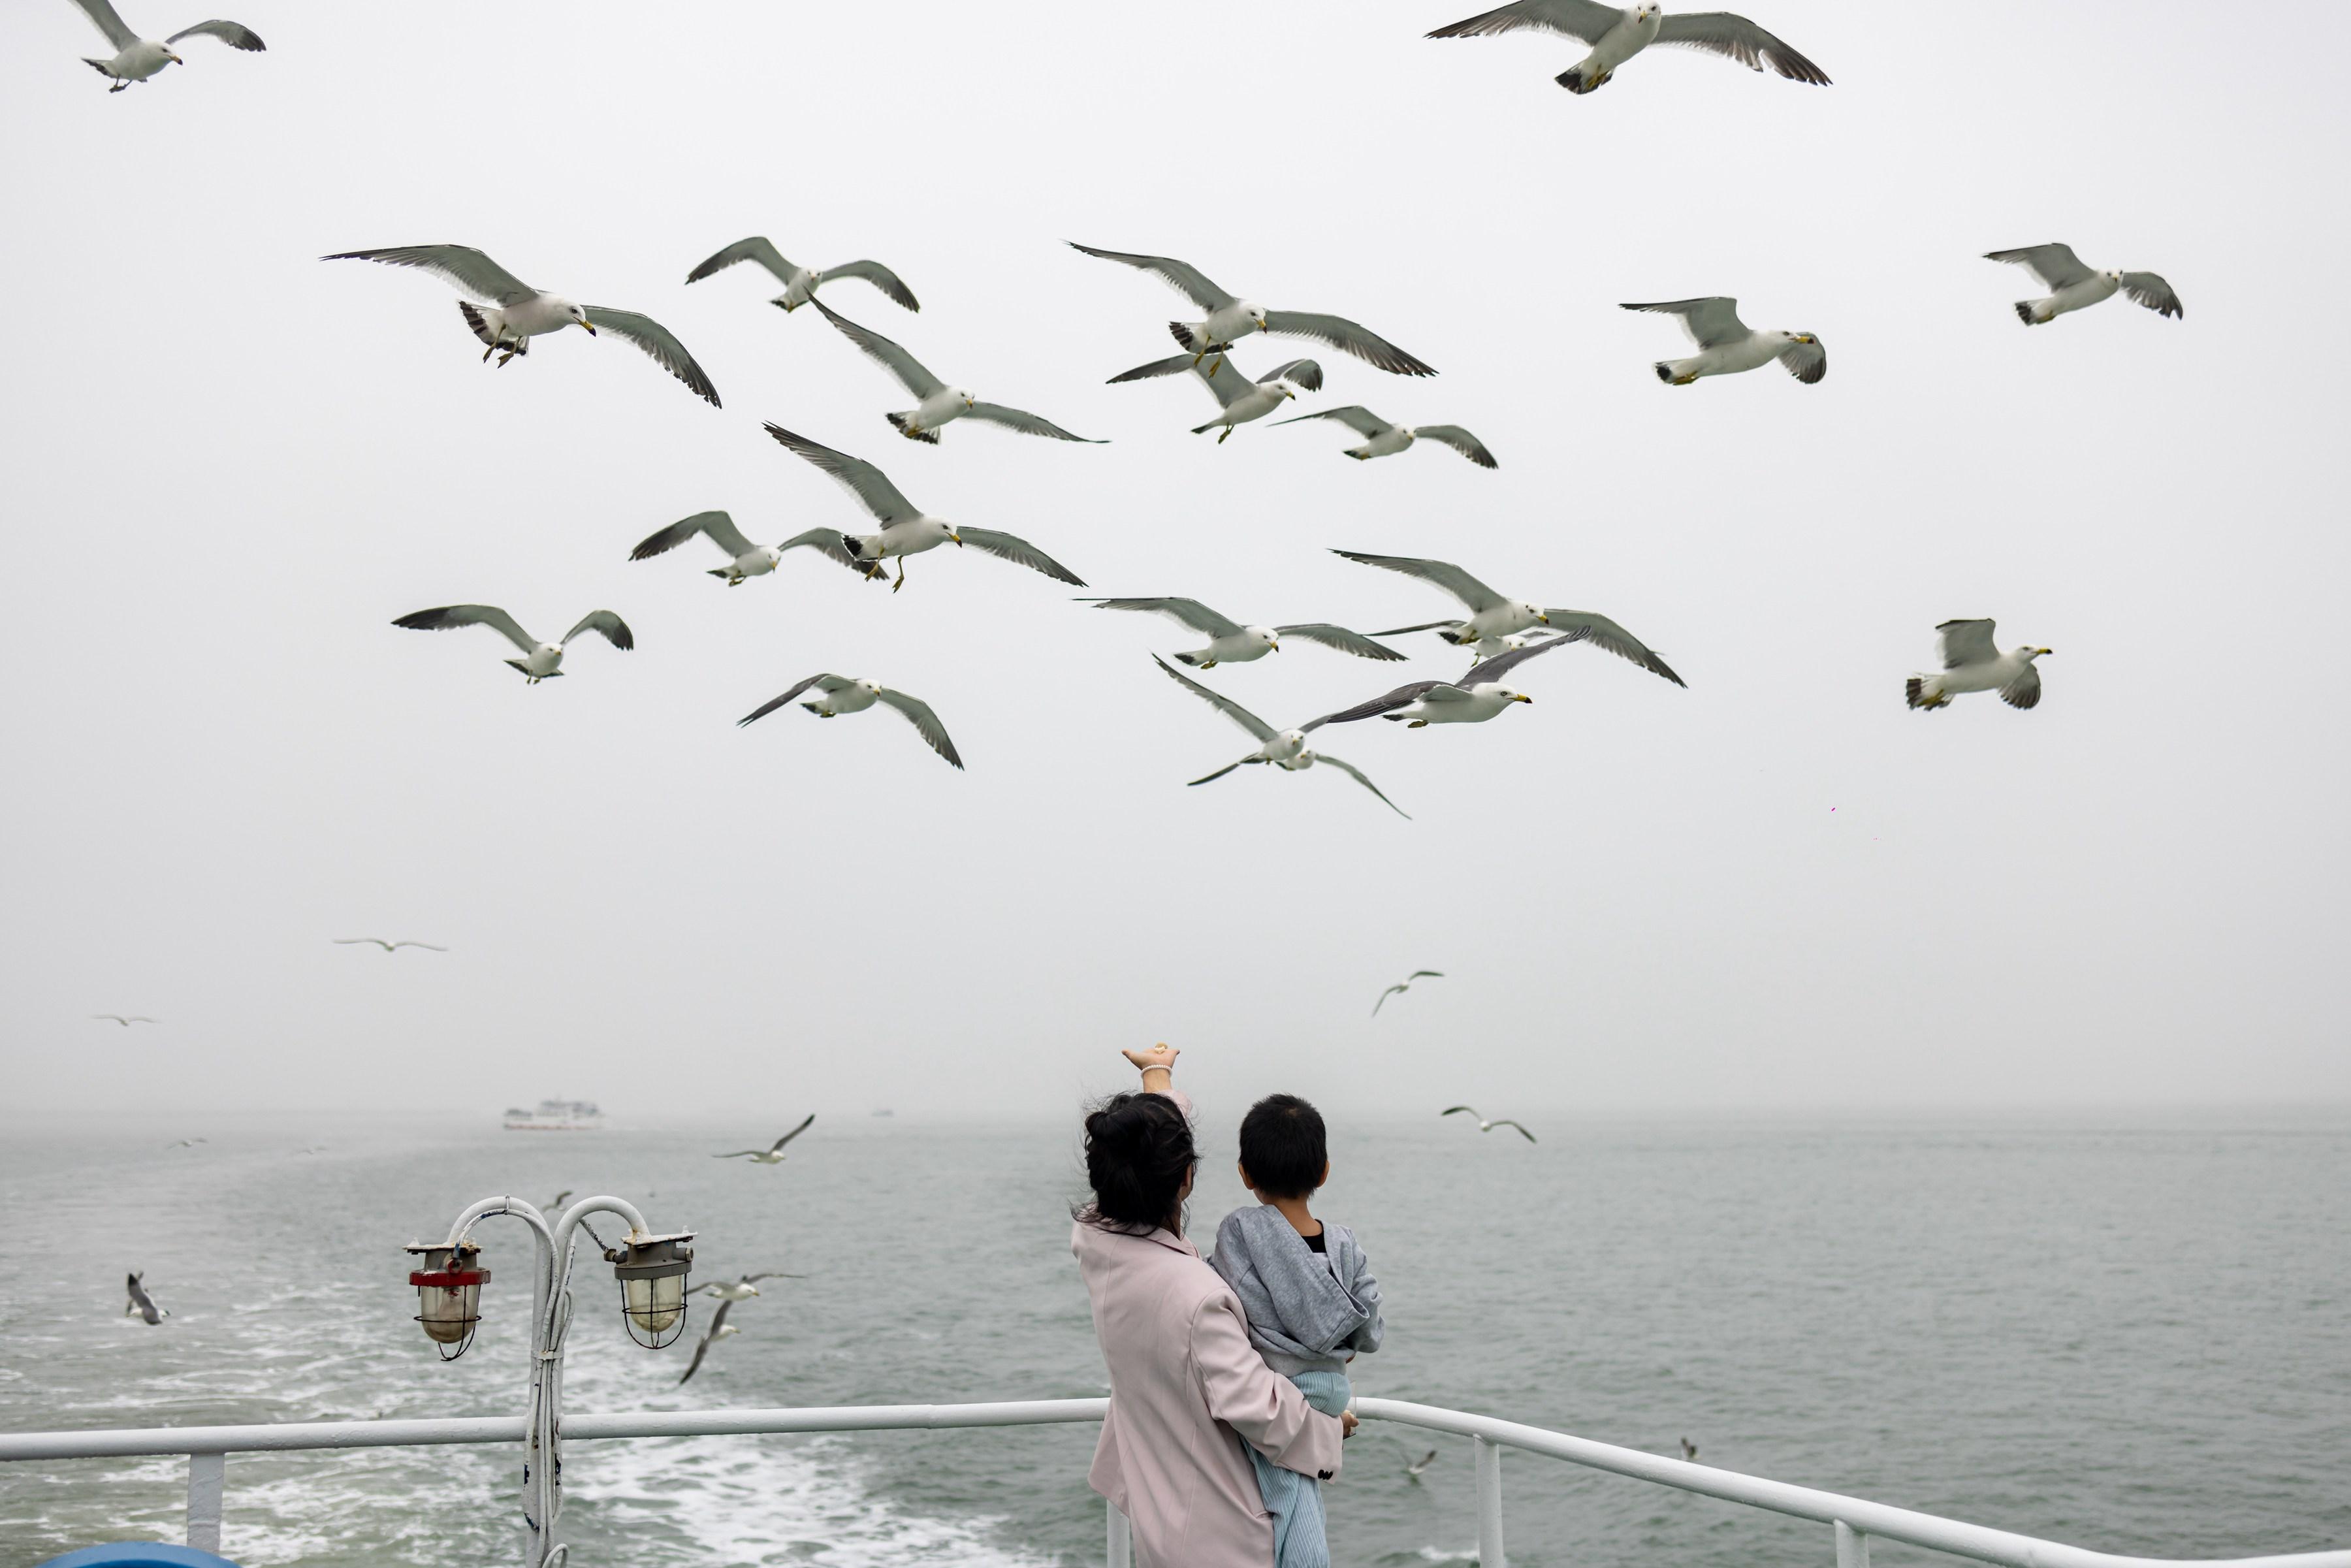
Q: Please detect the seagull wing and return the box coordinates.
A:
[1462,630,1588,686]
[561,611,633,650]
[1373,985,1405,1015]
[72,0,138,50]
[579,308,721,407]
[1331,550,1509,614]
[965,403,1104,443]
[1414,425,1498,468]
[632,510,755,562]
[1370,619,1469,638]
[737,675,846,726]
[1087,598,1247,638]
[1652,11,1830,82]
[1984,244,2093,292]
[1108,352,1206,385]
[2000,665,2043,711]
[1314,754,1410,818]
[1620,297,1750,349]
[821,259,920,312]
[1539,610,1684,685]
[677,1336,713,1384]
[875,688,965,769]
[1936,618,1999,669]
[774,527,874,575]
[686,236,798,287]
[763,426,920,525]
[2117,271,2183,319]
[1187,359,1255,409]
[1313,679,1447,726]
[1490,1119,1538,1143]
[323,246,537,306]
[1273,624,1408,662]
[1426,0,1627,42]
[164,20,265,50]
[773,1113,817,1150]
[1409,970,1445,980]
[1187,760,1253,787]
[1153,656,1277,744]
[1776,336,1827,385]
[333,939,392,950]
[393,604,537,654]
[1067,243,1237,310]
[1257,359,1325,392]
[1441,1106,1482,1119]
[1271,406,1392,438]
[390,942,448,952]
[810,298,943,397]
[956,527,1087,586]
[1260,312,1435,377]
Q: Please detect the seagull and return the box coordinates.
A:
[811,300,1102,445]
[1427,2,1828,95]
[125,1272,168,1324]
[1680,1437,1700,1461]
[1335,549,1687,686]
[323,246,720,406]
[1153,657,1407,818]
[1107,352,1323,441]
[684,236,920,314]
[677,1297,739,1386]
[332,938,446,953]
[1271,407,1496,468]
[1315,634,1586,729]
[1406,1449,1439,1479]
[696,1273,796,1303]
[1906,620,2051,712]
[548,1191,573,1213]
[165,1137,206,1149]
[1984,244,2183,327]
[628,510,872,586]
[92,1014,157,1026]
[1070,243,1436,376]
[391,605,633,684]
[1443,1106,1537,1142]
[737,675,963,769]
[1081,599,1404,669]
[714,1115,816,1164]
[69,1,262,91]
[1622,298,1823,386]
[763,426,1085,592]
[1373,971,1445,1016]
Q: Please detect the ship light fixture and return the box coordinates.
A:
[405,1240,490,1360]
[609,1231,696,1347]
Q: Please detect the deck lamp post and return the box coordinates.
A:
[406,1194,694,1567]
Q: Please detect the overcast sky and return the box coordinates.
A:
[5,1,2346,1121]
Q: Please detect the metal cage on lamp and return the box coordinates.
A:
[404,1240,490,1360]
[606,1232,695,1347]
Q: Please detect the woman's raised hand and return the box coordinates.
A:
[1121,1043,1180,1076]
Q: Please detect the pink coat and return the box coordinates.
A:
[1072,1193,1345,1568]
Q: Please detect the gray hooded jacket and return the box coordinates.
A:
[1209,1204,1384,1377]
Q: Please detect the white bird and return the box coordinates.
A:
[69,0,262,91]
[1406,1449,1439,1479]
[92,1014,157,1026]
[811,299,1102,445]
[1153,657,1407,818]
[1427,2,1827,95]
[1108,352,1324,442]
[1070,243,1437,375]
[1081,598,1404,669]
[1271,406,1497,468]
[323,245,720,406]
[677,1298,739,1386]
[1906,619,2051,712]
[1335,549,1687,686]
[332,938,446,953]
[391,605,633,684]
[685,236,920,314]
[628,510,871,587]
[763,426,1085,592]
[714,1115,816,1164]
[125,1272,169,1324]
[1443,1106,1537,1142]
[1316,634,1587,729]
[1984,244,2183,327]
[738,675,963,769]
[696,1272,795,1304]
[1374,970,1445,1016]
[1622,298,1823,386]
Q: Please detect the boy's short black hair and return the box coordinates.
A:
[1238,1093,1326,1200]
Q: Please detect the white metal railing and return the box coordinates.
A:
[3,1396,2346,1568]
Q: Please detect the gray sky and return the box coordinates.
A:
[5,1,2346,1120]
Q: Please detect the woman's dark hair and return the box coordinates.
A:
[1238,1093,1325,1200]
[1078,1091,1197,1234]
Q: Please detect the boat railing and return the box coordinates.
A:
[4,1396,2346,1568]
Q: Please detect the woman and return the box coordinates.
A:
[1072,1044,1356,1567]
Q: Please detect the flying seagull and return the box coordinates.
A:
[1428,2,1828,95]
[1335,549,1686,686]
[1272,406,1496,468]
[812,299,1102,445]
[391,605,633,684]
[1680,1438,1700,1462]
[1906,619,2051,712]
[1108,352,1323,441]
[685,236,920,313]
[715,1115,817,1164]
[696,1273,796,1303]
[165,1137,206,1149]
[1443,1106,1537,1142]
[677,1297,739,1386]
[323,246,720,406]
[332,938,447,953]
[1984,244,2183,327]
[1622,298,1823,386]
[1374,970,1445,1016]
[1081,598,1403,668]
[628,510,871,587]
[69,0,262,91]
[92,1014,157,1026]
[1316,633,1586,728]
[737,675,963,769]
[763,425,1085,592]
[1070,243,1437,376]
[1153,656,1407,818]
[548,1191,573,1213]
[1406,1449,1439,1479]
[125,1272,168,1324]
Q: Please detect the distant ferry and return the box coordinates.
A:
[502,1099,605,1131]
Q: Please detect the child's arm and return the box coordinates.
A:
[1121,1043,1179,1098]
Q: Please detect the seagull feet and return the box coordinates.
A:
[1671,372,1699,386]
[109,81,127,93]
[1408,719,1428,728]
[891,562,908,592]
[1217,428,1232,444]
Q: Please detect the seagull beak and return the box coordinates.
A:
[1537,613,1551,624]
[168,51,184,63]
[2038,647,2053,656]
[1515,694,1534,703]
[579,320,598,336]
[950,531,964,545]
[1271,641,1281,652]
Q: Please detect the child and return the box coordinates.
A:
[1211,1093,1383,1568]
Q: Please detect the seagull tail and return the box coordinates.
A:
[1652,362,1674,384]
[1169,321,1209,353]
[1905,676,1947,711]
[2012,300,2040,327]
[1170,651,1205,667]
[458,300,498,347]
[842,532,878,562]
[885,412,940,445]
[1555,65,1603,93]
[84,57,114,75]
